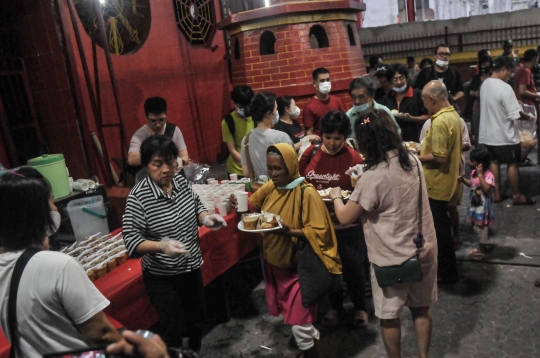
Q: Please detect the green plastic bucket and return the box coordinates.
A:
[27,154,70,199]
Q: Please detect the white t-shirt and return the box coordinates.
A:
[0,250,110,358]
[240,128,293,179]
[479,77,521,145]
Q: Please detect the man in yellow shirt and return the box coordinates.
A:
[222,85,254,176]
[419,80,462,284]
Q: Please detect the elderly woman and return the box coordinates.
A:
[0,167,121,357]
[298,110,368,329]
[241,92,293,180]
[330,109,438,358]
[346,76,401,139]
[232,143,341,358]
[123,135,226,352]
[381,63,429,142]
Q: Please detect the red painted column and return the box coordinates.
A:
[407,0,416,22]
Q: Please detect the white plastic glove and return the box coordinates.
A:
[345,164,365,178]
[159,238,190,258]
[202,214,227,231]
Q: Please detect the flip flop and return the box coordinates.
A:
[494,194,510,203]
[513,196,536,206]
[321,309,343,327]
[470,248,488,261]
[350,310,369,329]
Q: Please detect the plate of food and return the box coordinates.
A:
[404,141,421,154]
[238,212,283,233]
[317,188,351,202]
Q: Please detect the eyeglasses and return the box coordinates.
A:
[436,52,451,57]
[148,117,167,125]
[392,76,406,83]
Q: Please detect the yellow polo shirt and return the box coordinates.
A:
[420,106,462,201]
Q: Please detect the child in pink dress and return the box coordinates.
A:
[459,146,495,260]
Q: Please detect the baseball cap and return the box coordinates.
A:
[375,64,390,76]
[503,39,514,47]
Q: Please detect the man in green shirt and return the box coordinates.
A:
[222,85,254,176]
[419,80,462,284]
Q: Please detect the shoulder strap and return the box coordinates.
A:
[412,155,424,251]
[8,248,41,358]
[308,144,321,163]
[244,132,255,180]
[164,123,177,139]
[224,112,236,138]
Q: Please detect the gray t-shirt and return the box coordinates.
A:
[128,124,187,183]
[240,128,293,179]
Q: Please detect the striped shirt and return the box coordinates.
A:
[123,173,207,275]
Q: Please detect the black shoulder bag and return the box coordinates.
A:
[372,156,424,288]
[296,186,342,308]
[8,248,41,358]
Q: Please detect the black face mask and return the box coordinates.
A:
[480,66,491,74]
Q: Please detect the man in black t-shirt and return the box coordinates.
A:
[414,44,464,104]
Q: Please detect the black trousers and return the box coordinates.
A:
[142,268,206,351]
[329,226,367,312]
[428,198,459,281]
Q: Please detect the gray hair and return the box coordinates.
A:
[348,76,376,98]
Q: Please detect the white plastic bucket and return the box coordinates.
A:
[67,196,109,241]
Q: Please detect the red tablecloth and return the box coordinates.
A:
[0,210,257,357]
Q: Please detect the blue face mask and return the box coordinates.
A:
[277,176,305,190]
[354,103,370,113]
[272,111,280,125]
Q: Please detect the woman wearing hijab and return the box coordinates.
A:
[231,143,341,358]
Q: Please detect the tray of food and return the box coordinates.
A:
[404,141,421,154]
[238,212,282,233]
[317,188,351,202]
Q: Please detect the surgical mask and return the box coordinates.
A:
[236,106,245,117]
[277,176,305,190]
[289,106,301,119]
[436,59,449,68]
[480,66,491,74]
[47,211,61,237]
[393,84,407,93]
[354,103,370,113]
[272,111,279,125]
[318,81,331,94]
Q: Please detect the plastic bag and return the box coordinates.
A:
[183,162,210,184]
[519,104,538,159]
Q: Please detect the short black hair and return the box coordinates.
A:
[478,55,493,69]
[477,49,489,60]
[369,55,381,68]
[144,97,167,117]
[469,146,491,171]
[493,56,516,72]
[277,96,293,116]
[319,110,352,137]
[434,44,449,54]
[348,76,376,97]
[244,92,276,124]
[0,167,55,250]
[389,63,409,82]
[312,67,330,81]
[523,49,539,63]
[140,135,179,167]
[407,56,415,63]
[231,85,254,107]
[419,58,433,69]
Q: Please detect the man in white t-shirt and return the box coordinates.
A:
[479,56,536,205]
[128,97,189,183]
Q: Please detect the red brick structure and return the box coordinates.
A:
[218,0,367,122]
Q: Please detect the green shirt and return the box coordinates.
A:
[346,100,401,139]
[222,111,254,175]
[420,106,462,201]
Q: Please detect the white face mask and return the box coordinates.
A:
[289,106,301,119]
[236,106,245,117]
[436,59,449,68]
[393,84,408,93]
[318,81,331,94]
[47,211,61,237]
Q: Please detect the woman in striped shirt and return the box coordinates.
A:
[123,135,226,353]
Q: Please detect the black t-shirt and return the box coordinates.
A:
[381,87,427,142]
[414,66,464,96]
[274,119,305,144]
[374,87,390,102]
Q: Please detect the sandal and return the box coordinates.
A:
[350,310,369,329]
[494,194,510,203]
[513,196,536,206]
[321,309,343,327]
[470,248,489,261]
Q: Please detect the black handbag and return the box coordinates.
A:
[372,155,425,288]
[297,186,343,308]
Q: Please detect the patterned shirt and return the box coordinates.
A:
[123,174,206,275]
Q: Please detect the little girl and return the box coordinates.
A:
[459,146,495,260]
